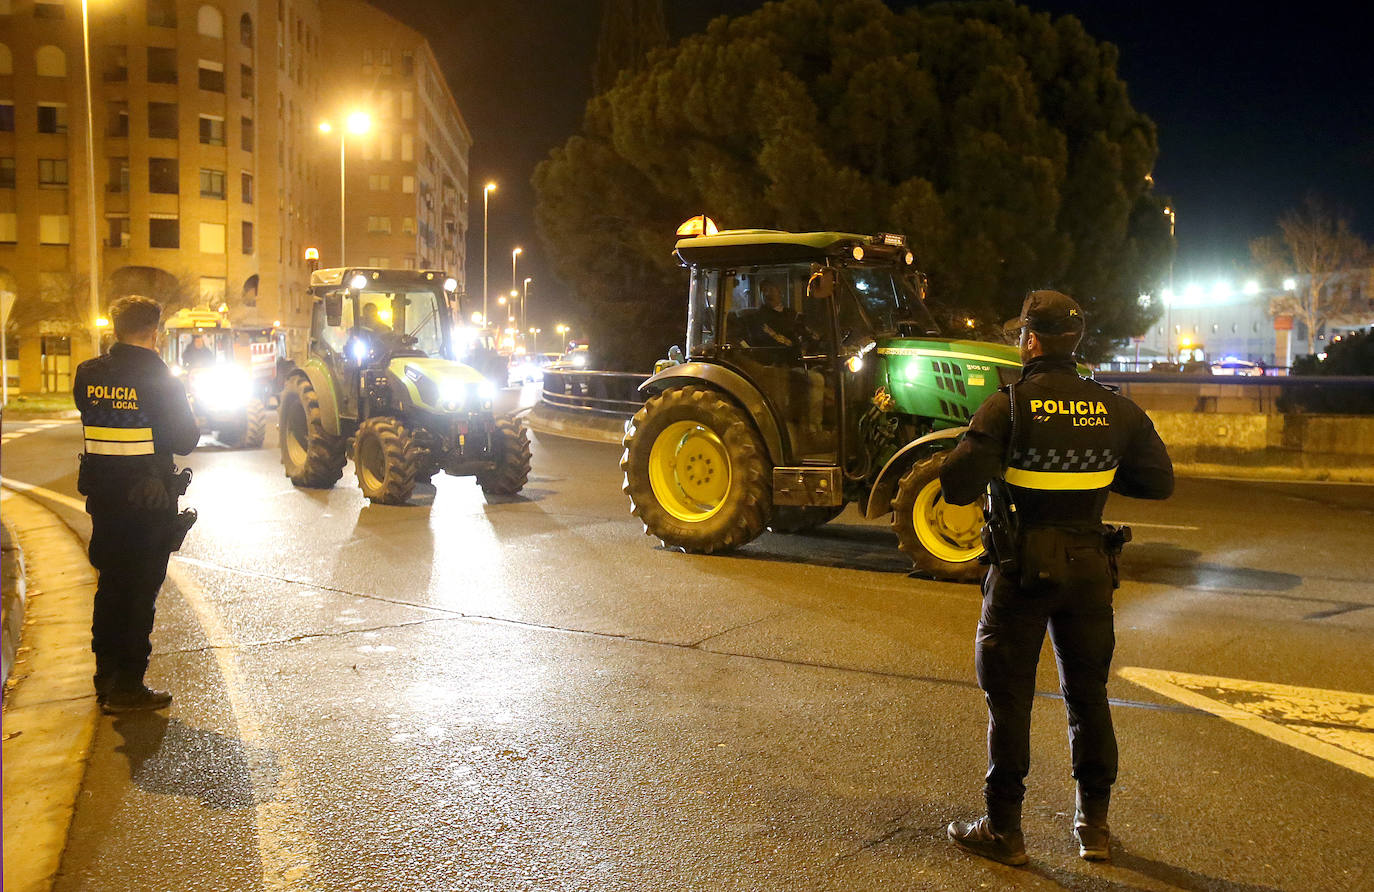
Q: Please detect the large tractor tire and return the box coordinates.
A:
[477,416,532,495]
[242,400,267,449]
[767,504,846,534]
[354,416,419,505]
[621,385,771,553]
[216,419,248,448]
[279,375,347,489]
[892,450,986,583]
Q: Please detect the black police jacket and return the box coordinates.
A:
[73,342,200,504]
[939,356,1174,526]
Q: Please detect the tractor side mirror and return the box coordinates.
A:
[324,291,343,327]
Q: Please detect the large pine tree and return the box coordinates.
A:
[593,0,668,94]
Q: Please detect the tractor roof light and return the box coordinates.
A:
[443,277,458,292]
[350,274,368,290]
[851,246,865,261]
[676,215,720,237]
[904,251,914,265]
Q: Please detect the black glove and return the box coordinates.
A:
[128,477,170,511]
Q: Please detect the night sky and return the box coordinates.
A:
[374,0,1374,329]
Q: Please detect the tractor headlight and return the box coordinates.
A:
[478,381,497,402]
[191,364,251,410]
[438,379,467,410]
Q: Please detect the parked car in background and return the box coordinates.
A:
[1212,358,1264,376]
[507,352,561,386]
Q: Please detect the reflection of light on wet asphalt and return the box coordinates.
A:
[1120,667,1374,778]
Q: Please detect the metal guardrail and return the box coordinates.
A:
[540,368,648,417]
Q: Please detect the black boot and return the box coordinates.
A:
[947,800,1027,867]
[101,684,173,714]
[1074,788,1111,861]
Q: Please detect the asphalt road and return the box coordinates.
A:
[3,400,1372,891]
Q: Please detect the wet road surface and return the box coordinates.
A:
[3,405,1372,891]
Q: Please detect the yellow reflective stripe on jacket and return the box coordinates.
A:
[84,439,157,456]
[83,425,154,442]
[1004,466,1117,491]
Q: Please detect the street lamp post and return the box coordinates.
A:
[320,112,371,266]
[511,246,522,298]
[80,0,100,354]
[482,182,496,327]
[522,276,532,332]
[1164,205,1177,362]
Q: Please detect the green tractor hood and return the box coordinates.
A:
[391,357,496,414]
[877,337,1022,428]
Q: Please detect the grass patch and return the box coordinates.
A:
[3,393,77,417]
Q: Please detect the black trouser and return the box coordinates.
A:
[974,537,1117,825]
[88,505,174,693]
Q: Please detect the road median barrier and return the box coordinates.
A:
[0,488,100,892]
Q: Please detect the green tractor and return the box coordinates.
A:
[280,268,531,504]
[622,230,1023,582]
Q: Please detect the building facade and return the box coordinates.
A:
[1,0,470,393]
[318,0,471,278]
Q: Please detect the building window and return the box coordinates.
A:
[367,256,389,268]
[242,220,253,254]
[39,214,70,245]
[400,133,414,162]
[368,174,391,191]
[401,90,414,120]
[106,101,128,137]
[0,213,16,244]
[38,158,68,187]
[200,276,226,306]
[148,157,178,194]
[103,45,128,82]
[0,158,14,189]
[147,0,177,28]
[36,45,66,77]
[401,51,414,76]
[148,102,178,139]
[200,222,226,253]
[34,0,65,20]
[106,216,130,248]
[379,49,392,75]
[200,167,226,198]
[197,5,224,38]
[199,60,225,92]
[240,117,253,151]
[367,216,391,234]
[380,135,394,161]
[241,171,253,203]
[37,103,68,134]
[147,47,177,83]
[107,157,129,192]
[199,114,225,145]
[0,46,9,76]
[401,216,415,235]
[0,103,12,132]
[240,13,254,48]
[401,176,414,194]
[240,64,254,99]
[361,49,372,72]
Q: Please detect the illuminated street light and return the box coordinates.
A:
[80,0,102,356]
[511,247,523,303]
[1283,277,1297,291]
[483,182,497,329]
[498,296,507,306]
[346,111,371,134]
[1243,279,1260,295]
[1212,281,1233,299]
[523,276,533,331]
[320,112,371,265]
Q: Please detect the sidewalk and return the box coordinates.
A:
[1,490,100,892]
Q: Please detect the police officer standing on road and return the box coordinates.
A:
[74,296,200,713]
[940,290,1174,865]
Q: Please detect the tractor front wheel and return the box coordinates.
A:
[477,416,532,495]
[622,386,770,553]
[279,376,347,488]
[242,400,267,448]
[354,417,419,504]
[892,450,986,583]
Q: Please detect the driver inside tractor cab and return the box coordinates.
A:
[183,334,216,370]
[347,296,406,364]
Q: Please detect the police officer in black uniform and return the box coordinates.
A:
[940,290,1174,865]
[74,296,200,713]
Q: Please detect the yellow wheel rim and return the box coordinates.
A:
[912,476,984,563]
[647,420,732,523]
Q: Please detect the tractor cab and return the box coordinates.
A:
[161,306,273,448]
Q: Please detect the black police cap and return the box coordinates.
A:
[1003,290,1085,335]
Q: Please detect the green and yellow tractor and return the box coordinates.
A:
[280,268,531,504]
[622,230,1022,582]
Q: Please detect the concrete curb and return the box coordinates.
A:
[0,490,99,892]
[2,520,27,684]
[524,402,1373,483]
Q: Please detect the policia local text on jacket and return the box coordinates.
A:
[74,327,199,713]
[938,291,1173,866]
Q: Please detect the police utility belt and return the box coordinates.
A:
[979,383,1130,590]
[78,455,198,553]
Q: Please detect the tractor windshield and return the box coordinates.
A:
[357,288,447,357]
[840,266,940,336]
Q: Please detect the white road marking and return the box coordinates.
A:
[1195,474,1374,487]
[1119,666,1374,779]
[1103,520,1200,531]
[0,477,317,888]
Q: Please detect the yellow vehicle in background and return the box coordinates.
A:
[162,306,282,448]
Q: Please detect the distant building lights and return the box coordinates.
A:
[1183,283,1203,301]
[1282,277,1297,291]
[1160,287,1175,305]
[1243,279,1260,295]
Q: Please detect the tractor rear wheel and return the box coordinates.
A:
[477,416,532,495]
[622,386,770,553]
[242,400,267,448]
[892,450,986,583]
[767,504,845,534]
[279,376,346,488]
[354,416,418,504]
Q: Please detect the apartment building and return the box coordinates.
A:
[318,0,471,278]
[1,0,470,393]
